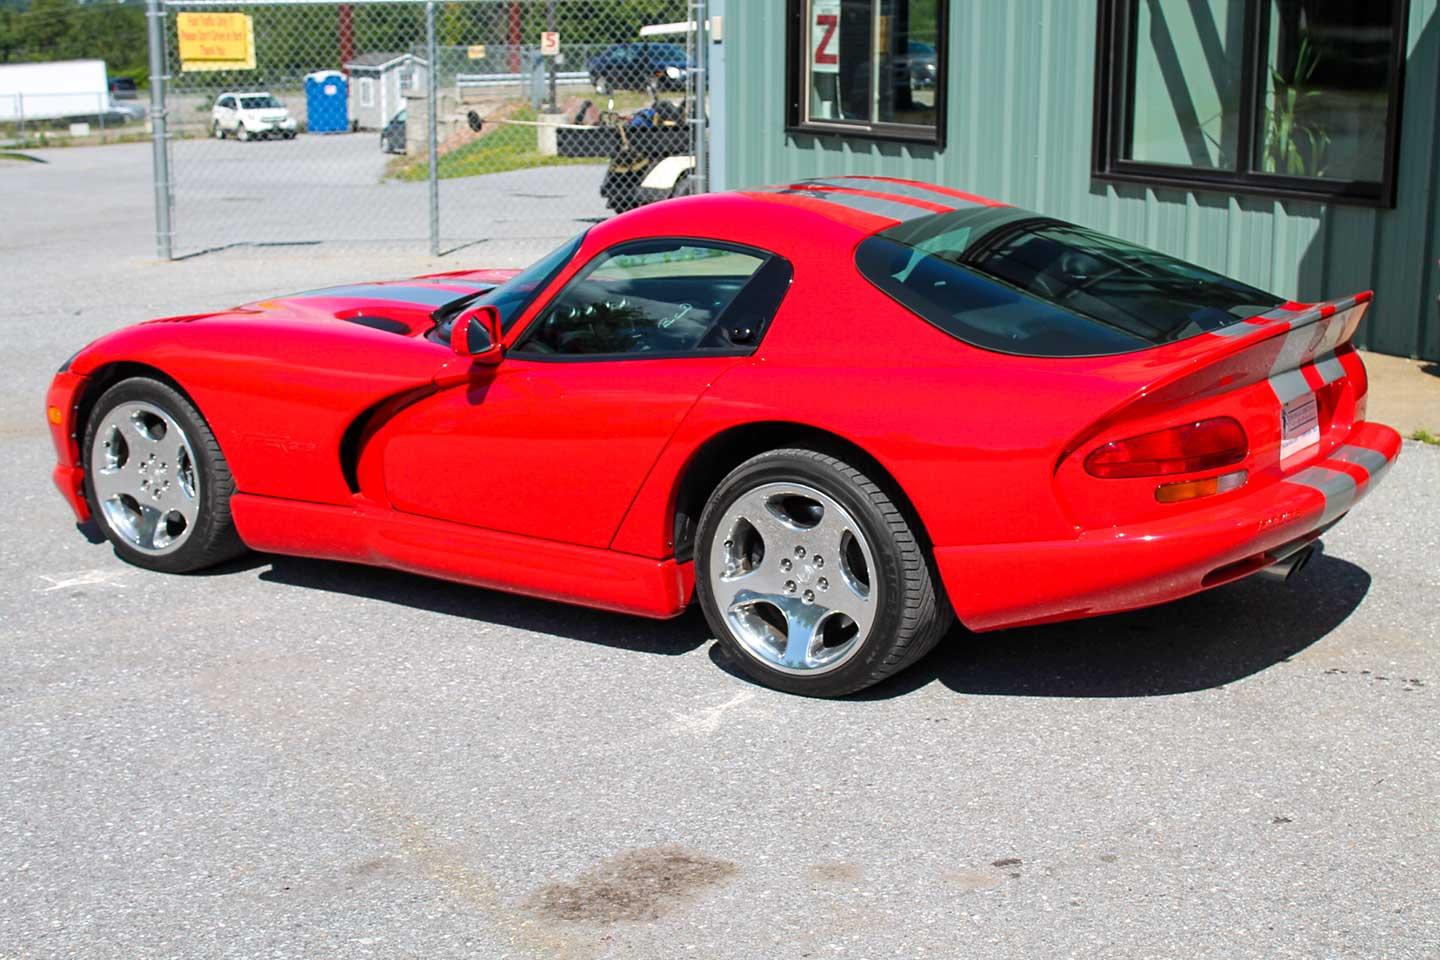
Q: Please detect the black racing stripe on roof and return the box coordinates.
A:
[776,188,934,222]
[798,177,973,208]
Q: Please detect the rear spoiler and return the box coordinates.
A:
[1206,291,1373,405]
[1064,292,1374,456]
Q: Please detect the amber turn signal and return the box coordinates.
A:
[47,406,63,425]
[1155,470,1248,503]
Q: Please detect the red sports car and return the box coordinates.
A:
[45,178,1401,696]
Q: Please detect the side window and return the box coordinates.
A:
[218,96,234,110]
[512,240,792,358]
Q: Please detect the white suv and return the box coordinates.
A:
[211,92,297,141]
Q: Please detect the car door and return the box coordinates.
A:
[378,238,793,549]
[216,95,236,130]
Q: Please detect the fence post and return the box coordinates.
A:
[691,0,709,193]
[146,0,173,260]
[426,0,440,257]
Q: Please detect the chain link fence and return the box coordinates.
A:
[147,0,708,259]
[1,92,149,148]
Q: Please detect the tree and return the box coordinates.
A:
[2,0,147,74]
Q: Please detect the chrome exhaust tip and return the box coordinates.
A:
[1257,543,1318,583]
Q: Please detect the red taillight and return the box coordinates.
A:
[1084,417,1248,479]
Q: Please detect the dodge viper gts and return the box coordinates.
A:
[46,177,1401,696]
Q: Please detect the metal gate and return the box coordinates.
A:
[144,0,709,259]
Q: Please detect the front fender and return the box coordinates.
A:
[64,315,449,506]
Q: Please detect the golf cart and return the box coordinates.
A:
[595,21,699,213]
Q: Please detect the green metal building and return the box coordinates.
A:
[715,0,1440,360]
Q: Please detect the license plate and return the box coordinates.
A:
[1280,392,1320,461]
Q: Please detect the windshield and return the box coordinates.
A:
[240,95,282,110]
[856,206,1283,357]
[433,231,586,341]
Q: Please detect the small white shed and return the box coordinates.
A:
[344,52,427,130]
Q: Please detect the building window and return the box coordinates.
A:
[786,0,948,146]
[1093,0,1408,206]
[358,76,376,108]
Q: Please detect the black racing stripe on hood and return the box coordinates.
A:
[292,283,482,307]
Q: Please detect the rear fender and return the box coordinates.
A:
[641,155,696,191]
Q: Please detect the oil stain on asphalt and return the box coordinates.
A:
[804,861,864,884]
[526,845,738,924]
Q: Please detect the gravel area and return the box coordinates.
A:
[2,143,1438,960]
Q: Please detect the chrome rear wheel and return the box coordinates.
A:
[708,482,876,675]
[695,448,952,697]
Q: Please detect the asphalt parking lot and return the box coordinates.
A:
[166,131,609,256]
[3,146,1440,960]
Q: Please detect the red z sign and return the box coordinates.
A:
[814,13,838,66]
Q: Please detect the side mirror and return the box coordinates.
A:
[450,304,503,365]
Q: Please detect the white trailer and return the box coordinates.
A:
[0,60,115,122]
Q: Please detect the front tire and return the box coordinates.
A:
[212,121,225,139]
[695,449,951,697]
[82,377,246,574]
[237,124,251,142]
[594,74,611,96]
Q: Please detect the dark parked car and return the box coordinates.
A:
[588,42,689,95]
[381,109,406,154]
[902,40,937,89]
[108,77,138,100]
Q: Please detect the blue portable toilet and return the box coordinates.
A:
[304,70,349,133]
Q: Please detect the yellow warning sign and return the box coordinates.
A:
[177,12,256,72]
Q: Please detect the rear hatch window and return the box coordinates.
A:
[856,206,1283,357]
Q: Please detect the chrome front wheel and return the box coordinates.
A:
[82,377,246,573]
[89,400,201,555]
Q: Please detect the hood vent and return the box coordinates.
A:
[344,315,411,335]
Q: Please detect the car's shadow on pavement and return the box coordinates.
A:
[256,548,1368,698]
[259,556,709,657]
[849,551,1372,700]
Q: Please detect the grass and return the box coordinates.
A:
[388,106,599,182]
[1410,428,1440,446]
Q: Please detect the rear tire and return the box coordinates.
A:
[237,124,251,142]
[594,74,611,96]
[695,448,951,697]
[669,173,696,199]
[82,377,246,574]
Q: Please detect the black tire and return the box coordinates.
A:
[82,377,246,574]
[668,173,696,199]
[695,448,952,697]
[594,73,611,96]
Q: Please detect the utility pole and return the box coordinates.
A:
[338,4,354,68]
[508,1,521,74]
[145,0,171,259]
[545,0,557,111]
[691,0,708,193]
[426,0,439,256]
